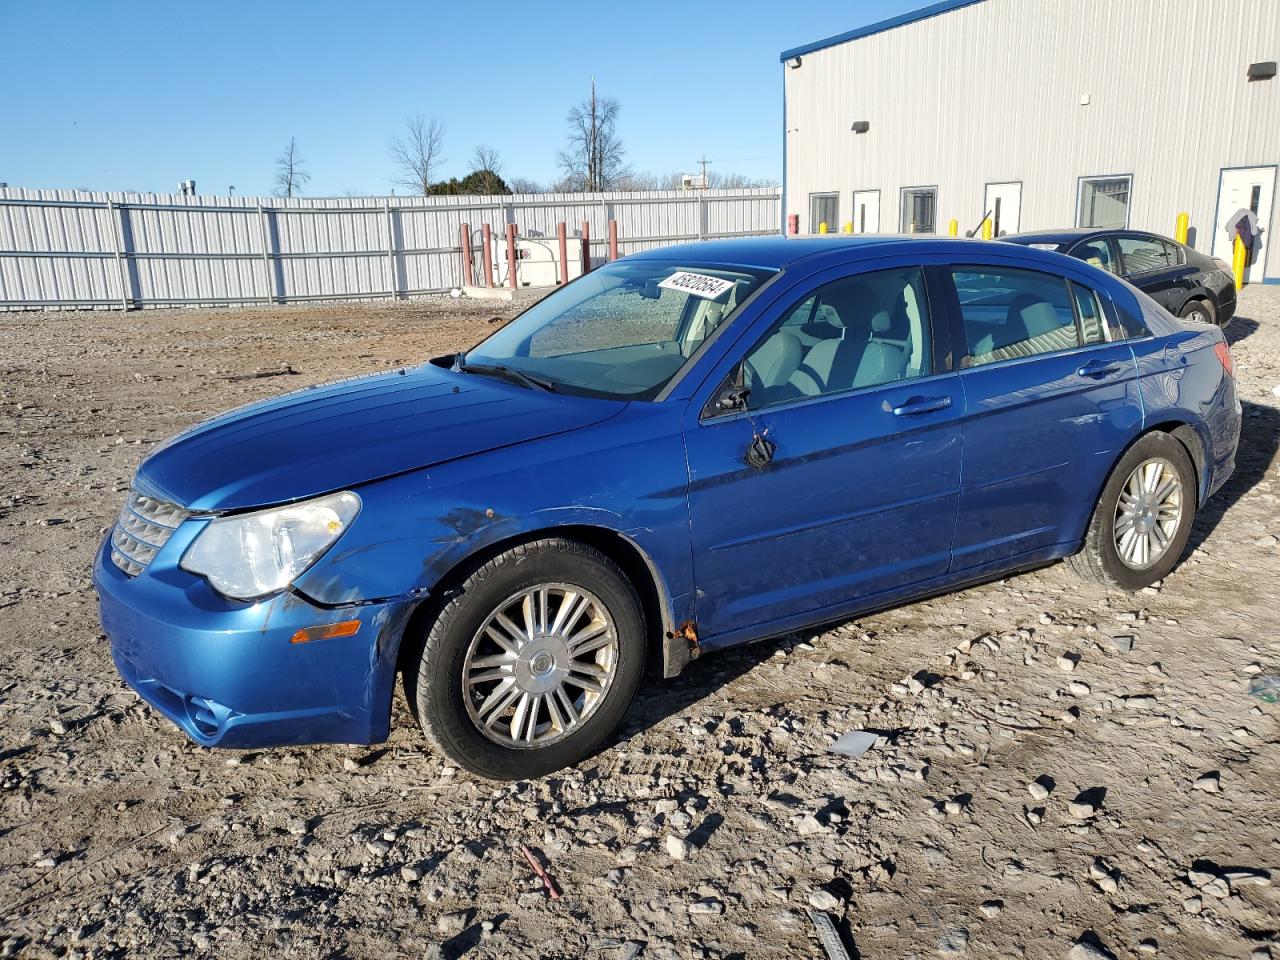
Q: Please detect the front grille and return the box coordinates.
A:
[110,489,190,576]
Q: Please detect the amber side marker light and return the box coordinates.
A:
[290,620,361,644]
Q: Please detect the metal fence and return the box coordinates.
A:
[0,186,782,310]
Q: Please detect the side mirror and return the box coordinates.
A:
[717,383,750,411]
[703,367,750,418]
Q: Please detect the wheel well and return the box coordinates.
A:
[395,525,672,679]
[1146,421,1206,501]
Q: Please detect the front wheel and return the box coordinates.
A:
[405,539,645,780]
[1068,432,1197,590]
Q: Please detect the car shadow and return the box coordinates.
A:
[1185,398,1278,555]
[609,633,800,749]
[1223,313,1259,346]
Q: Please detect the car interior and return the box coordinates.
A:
[955,269,1080,366]
[742,269,930,408]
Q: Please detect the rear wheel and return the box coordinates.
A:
[1179,298,1216,326]
[405,538,645,780]
[1068,432,1196,590]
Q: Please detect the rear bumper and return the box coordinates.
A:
[94,536,412,749]
[1204,389,1241,501]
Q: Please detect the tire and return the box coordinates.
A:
[404,538,645,780]
[1067,432,1197,591]
[1179,298,1216,326]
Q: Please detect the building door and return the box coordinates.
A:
[852,190,880,233]
[983,182,1022,237]
[1213,166,1275,284]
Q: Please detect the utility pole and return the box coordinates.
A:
[697,155,712,189]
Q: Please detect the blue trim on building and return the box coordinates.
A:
[779,0,989,62]
[781,66,788,233]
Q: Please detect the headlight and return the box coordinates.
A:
[181,491,360,600]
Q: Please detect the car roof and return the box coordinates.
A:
[1006,227,1183,248]
[624,234,1083,271]
[1005,229,1105,246]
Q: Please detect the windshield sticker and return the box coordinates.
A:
[658,271,736,300]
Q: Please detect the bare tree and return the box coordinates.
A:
[507,175,545,194]
[272,137,310,198]
[557,80,630,191]
[465,144,507,194]
[470,144,503,176]
[389,115,445,195]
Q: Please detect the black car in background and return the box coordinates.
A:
[1005,229,1236,327]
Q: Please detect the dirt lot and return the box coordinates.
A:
[2,288,1278,960]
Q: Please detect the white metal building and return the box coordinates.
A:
[781,0,1280,284]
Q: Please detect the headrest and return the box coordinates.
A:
[870,310,892,333]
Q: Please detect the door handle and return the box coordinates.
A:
[1076,359,1124,378]
[892,395,952,416]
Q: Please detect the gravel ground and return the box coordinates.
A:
[1,289,1278,960]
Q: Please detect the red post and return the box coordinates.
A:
[506,223,518,290]
[608,219,619,261]
[580,220,591,275]
[557,221,569,285]
[481,223,494,288]
[459,223,474,287]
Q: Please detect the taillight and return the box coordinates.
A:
[1213,340,1234,379]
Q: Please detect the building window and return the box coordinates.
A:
[809,193,838,233]
[900,187,937,233]
[1077,176,1132,229]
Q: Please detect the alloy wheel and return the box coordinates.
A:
[1113,457,1184,570]
[462,583,618,748]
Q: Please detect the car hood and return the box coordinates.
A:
[135,363,624,512]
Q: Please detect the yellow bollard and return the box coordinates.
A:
[1232,235,1247,291]
[948,219,959,237]
[1175,212,1189,245]
[818,221,828,234]
[841,222,853,234]
[981,217,993,241]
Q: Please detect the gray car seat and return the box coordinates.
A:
[744,330,803,405]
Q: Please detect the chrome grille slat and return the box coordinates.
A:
[110,488,190,577]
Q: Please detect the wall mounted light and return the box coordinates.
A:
[787,56,802,69]
[851,120,870,134]
[1247,61,1277,81]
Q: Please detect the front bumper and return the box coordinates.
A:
[93,534,412,749]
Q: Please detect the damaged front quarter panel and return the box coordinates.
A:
[291,402,699,676]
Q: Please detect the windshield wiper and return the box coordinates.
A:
[457,356,556,392]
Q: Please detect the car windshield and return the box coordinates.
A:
[464,259,775,400]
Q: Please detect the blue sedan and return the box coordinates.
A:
[94,236,1241,779]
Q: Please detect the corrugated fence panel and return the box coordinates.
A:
[0,186,781,310]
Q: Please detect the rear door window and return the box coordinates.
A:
[1116,235,1174,276]
[1070,238,1117,274]
[952,267,1080,366]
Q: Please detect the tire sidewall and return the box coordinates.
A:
[1180,300,1215,325]
[1092,434,1197,589]
[414,541,645,780]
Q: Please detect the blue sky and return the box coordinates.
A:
[1,1,922,197]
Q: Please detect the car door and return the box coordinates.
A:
[1114,233,1191,313]
[946,262,1142,571]
[683,261,964,646]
